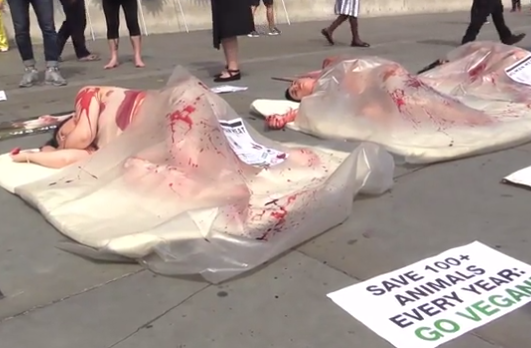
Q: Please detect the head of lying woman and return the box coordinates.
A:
[285,77,317,102]
[41,116,81,151]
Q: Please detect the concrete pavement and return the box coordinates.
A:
[1,11,531,348]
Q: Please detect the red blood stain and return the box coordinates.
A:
[406,76,422,88]
[167,105,195,143]
[10,147,20,155]
[389,89,406,111]
[76,87,99,118]
[115,90,145,131]
[468,61,486,80]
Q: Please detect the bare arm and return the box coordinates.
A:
[64,88,101,149]
[11,149,91,169]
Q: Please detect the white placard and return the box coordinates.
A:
[218,118,287,167]
[210,85,248,94]
[328,241,531,348]
[505,55,531,86]
[0,90,6,101]
[503,165,531,188]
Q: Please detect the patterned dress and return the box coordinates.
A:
[334,0,360,17]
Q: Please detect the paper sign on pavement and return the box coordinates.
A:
[503,165,531,188]
[505,55,531,86]
[210,85,248,94]
[218,118,287,167]
[328,241,531,348]
[0,90,6,101]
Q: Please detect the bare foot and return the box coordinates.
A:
[134,57,145,68]
[104,58,119,69]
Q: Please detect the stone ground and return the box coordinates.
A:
[1,10,531,348]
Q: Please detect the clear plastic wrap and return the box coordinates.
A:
[293,41,531,163]
[14,67,394,283]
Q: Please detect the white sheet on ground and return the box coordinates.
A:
[8,67,394,283]
[0,150,58,193]
[253,42,531,164]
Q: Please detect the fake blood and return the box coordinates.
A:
[10,147,20,155]
[390,89,406,111]
[115,90,145,131]
[167,105,195,142]
[75,87,99,117]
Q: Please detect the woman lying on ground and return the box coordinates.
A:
[10,86,146,168]
[267,55,490,129]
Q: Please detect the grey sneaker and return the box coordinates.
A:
[19,67,39,88]
[268,27,281,36]
[248,30,260,38]
[44,66,67,86]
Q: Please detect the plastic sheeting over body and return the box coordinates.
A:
[15,68,394,283]
[294,42,531,163]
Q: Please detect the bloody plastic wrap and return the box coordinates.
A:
[14,67,394,283]
[292,41,531,163]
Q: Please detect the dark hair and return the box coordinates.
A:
[284,88,300,103]
[44,116,73,148]
[417,59,444,74]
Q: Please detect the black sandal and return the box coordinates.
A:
[213,69,241,83]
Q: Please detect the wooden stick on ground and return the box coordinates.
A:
[271,77,294,82]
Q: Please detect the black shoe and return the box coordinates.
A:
[213,69,241,83]
[502,33,526,45]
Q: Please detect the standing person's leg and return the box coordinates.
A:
[344,0,369,47]
[491,0,525,44]
[0,9,8,52]
[248,0,260,37]
[69,0,97,61]
[461,0,489,44]
[511,0,518,11]
[321,15,348,45]
[30,0,67,86]
[6,0,39,87]
[263,0,280,35]
[214,37,241,82]
[57,0,71,59]
[102,0,120,69]
[122,0,144,67]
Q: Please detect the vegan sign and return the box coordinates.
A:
[327,242,531,348]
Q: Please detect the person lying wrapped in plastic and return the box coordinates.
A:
[6,67,394,283]
[266,42,531,164]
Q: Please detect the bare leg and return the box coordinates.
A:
[130,35,145,67]
[222,37,239,72]
[104,39,119,69]
[349,17,370,47]
[321,15,348,45]
[266,5,276,30]
[215,37,240,81]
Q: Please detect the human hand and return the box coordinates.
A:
[266,108,298,129]
[10,151,31,163]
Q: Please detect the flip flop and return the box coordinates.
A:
[78,54,101,62]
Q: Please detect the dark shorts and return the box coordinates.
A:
[250,0,273,7]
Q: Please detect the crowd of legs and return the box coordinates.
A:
[0,0,526,88]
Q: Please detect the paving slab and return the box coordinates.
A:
[0,10,531,348]
[107,252,497,348]
[0,270,207,348]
